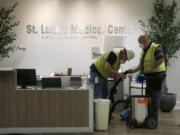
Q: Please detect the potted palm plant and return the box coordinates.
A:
[0,2,25,64]
[139,0,180,112]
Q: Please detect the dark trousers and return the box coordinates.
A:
[145,77,164,120]
[90,69,108,99]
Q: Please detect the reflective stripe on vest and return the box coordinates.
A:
[94,52,120,78]
[141,43,166,73]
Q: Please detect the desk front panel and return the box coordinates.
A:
[0,71,89,128]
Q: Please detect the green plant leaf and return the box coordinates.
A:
[139,0,180,66]
[0,2,25,59]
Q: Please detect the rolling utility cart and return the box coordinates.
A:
[127,75,157,129]
[109,74,158,129]
[108,73,143,122]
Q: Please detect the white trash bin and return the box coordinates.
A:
[94,99,110,130]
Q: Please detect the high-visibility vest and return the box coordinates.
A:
[141,43,166,73]
[94,51,120,78]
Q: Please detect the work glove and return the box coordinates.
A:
[135,75,145,83]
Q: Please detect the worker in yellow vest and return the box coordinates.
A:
[127,35,166,123]
[90,48,135,99]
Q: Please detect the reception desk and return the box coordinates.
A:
[0,69,93,134]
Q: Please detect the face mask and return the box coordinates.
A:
[139,44,144,48]
[120,60,126,64]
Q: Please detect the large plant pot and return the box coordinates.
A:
[160,93,176,112]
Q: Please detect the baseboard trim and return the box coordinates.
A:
[174,101,180,110]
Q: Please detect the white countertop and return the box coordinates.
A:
[16,86,90,91]
[0,67,15,71]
